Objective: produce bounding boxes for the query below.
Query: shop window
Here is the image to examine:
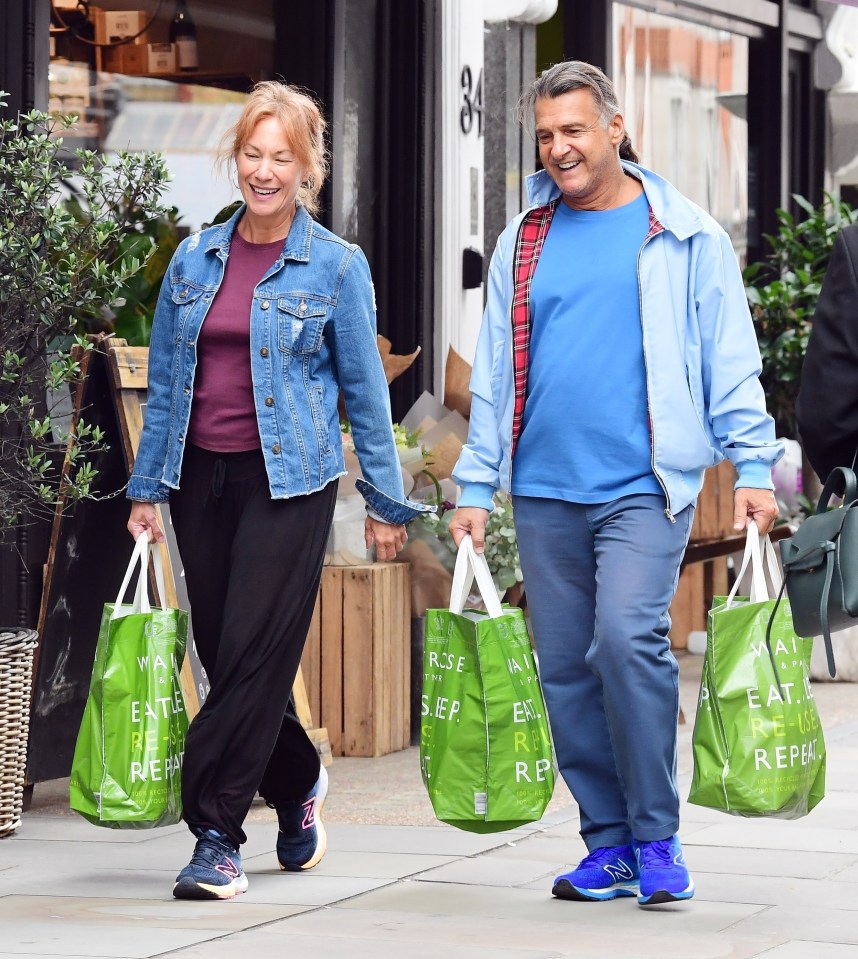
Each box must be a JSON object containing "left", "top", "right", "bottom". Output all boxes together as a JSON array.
[
  {"left": 48, "top": 1, "right": 272, "bottom": 232},
  {"left": 612, "top": 3, "right": 749, "bottom": 260}
]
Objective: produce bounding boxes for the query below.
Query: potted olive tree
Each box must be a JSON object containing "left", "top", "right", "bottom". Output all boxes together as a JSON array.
[{"left": 0, "top": 93, "right": 168, "bottom": 835}]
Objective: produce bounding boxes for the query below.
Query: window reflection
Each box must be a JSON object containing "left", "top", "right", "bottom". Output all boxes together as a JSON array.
[
  {"left": 48, "top": 67, "right": 245, "bottom": 233},
  {"left": 613, "top": 4, "right": 749, "bottom": 261}
]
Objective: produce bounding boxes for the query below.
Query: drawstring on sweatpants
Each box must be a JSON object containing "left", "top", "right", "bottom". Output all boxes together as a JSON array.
[{"left": 204, "top": 458, "right": 227, "bottom": 509}]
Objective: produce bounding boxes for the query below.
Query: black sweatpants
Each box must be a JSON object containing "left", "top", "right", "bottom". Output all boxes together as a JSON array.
[{"left": 169, "top": 443, "right": 337, "bottom": 849}]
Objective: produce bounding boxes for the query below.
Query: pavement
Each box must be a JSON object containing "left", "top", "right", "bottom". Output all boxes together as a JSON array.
[{"left": 3, "top": 650, "right": 858, "bottom": 959}]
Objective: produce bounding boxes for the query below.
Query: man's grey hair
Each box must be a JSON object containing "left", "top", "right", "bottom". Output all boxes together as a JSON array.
[{"left": 516, "top": 60, "right": 622, "bottom": 136}]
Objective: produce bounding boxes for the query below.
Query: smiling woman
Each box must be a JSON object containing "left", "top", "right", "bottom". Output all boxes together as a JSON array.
[{"left": 125, "top": 80, "right": 430, "bottom": 902}]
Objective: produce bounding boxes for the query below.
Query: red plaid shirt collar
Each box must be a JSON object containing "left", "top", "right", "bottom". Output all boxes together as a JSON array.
[{"left": 509, "top": 201, "right": 664, "bottom": 455}]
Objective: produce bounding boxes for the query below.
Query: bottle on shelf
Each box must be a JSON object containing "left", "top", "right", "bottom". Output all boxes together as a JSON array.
[{"left": 169, "top": 0, "right": 198, "bottom": 72}]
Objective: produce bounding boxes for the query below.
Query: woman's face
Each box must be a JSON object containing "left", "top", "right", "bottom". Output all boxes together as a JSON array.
[{"left": 235, "top": 116, "right": 307, "bottom": 227}]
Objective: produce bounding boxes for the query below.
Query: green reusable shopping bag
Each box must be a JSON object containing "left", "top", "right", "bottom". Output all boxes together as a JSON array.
[
  {"left": 70, "top": 534, "right": 189, "bottom": 829},
  {"left": 689, "top": 525, "right": 825, "bottom": 819},
  {"left": 420, "top": 536, "right": 555, "bottom": 833}
]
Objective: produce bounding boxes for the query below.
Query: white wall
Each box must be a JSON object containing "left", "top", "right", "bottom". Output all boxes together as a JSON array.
[{"left": 434, "top": 0, "right": 556, "bottom": 388}]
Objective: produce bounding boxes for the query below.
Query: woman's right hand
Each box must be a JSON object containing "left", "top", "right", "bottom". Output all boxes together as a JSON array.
[
  {"left": 128, "top": 501, "right": 166, "bottom": 543},
  {"left": 447, "top": 507, "right": 490, "bottom": 552}
]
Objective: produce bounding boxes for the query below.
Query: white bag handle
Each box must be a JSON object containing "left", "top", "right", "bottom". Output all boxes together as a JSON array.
[
  {"left": 112, "top": 533, "right": 168, "bottom": 618},
  {"left": 449, "top": 535, "right": 504, "bottom": 619},
  {"left": 726, "top": 523, "right": 783, "bottom": 607}
]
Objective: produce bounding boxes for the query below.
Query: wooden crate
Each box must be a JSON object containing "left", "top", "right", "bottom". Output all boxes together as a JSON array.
[
  {"left": 301, "top": 563, "right": 411, "bottom": 757},
  {"left": 690, "top": 460, "right": 737, "bottom": 541},
  {"left": 669, "top": 557, "right": 729, "bottom": 649}
]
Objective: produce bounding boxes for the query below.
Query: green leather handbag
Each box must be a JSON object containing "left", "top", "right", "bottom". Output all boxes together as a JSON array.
[{"left": 776, "top": 466, "right": 858, "bottom": 678}]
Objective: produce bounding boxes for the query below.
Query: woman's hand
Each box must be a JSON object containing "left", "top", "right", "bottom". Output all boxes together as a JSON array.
[
  {"left": 365, "top": 516, "right": 407, "bottom": 562},
  {"left": 128, "top": 501, "right": 166, "bottom": 543}
]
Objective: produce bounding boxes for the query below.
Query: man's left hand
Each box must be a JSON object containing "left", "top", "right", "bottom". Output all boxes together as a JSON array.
[{"left": 733, "top": 487, "right": 779, "bottom": 535}]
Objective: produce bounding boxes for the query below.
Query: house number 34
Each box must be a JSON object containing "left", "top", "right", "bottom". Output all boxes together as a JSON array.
[{"left": 460, "top": 65, "right": 484, "bottom": 136}]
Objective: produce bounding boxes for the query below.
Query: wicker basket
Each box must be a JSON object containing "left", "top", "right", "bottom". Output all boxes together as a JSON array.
[{"left": 0, "top": 628, "right": 38, "bottom": 838}]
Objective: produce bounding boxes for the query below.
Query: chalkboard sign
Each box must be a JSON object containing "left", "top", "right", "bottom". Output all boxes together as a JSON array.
[
  {"left": 28, "top": 339, "right": 137, "bottom": 785},
  {"left": 27, "top": 338, "right": 328, "bottom": 788}
]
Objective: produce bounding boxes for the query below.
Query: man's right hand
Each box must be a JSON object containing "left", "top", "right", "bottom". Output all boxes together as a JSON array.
[
  {"left": 447, "top": 506, "right": 491, "bottom": 552},
  {"left": 128, "top": 501, "right": 166, "bottom": 543}
]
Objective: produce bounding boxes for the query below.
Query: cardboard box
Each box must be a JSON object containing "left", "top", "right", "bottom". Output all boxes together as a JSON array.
[
  {"left": 103, "top": 42, "right": 176, "bottom": 76},
  {"left": 301, "top": 563, "right": 411, "bottom": 757},
  {"left": 49, "top": 61, "right": 91, "bottom": 105},
  {"left": 93, "top": 8, "right": 149, "bottom": 45},
  {"left": 49, "top": 96, "right": 88, "bottom": 117}
]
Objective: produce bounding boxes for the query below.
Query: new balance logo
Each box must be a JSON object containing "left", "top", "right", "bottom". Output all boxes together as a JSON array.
[
  {"left": 215, "top": 857, "right": 240, "bottom": 880},
  {"left": 604, "top": 860, "right": 635, "bottom": 881},
  {"left": 301, "top": 799, "right": 316, "bottom": 830}
]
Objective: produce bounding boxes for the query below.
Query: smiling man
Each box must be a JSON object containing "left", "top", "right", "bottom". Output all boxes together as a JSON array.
[{"left": 449, "top": 61, "right": 782, "bottom": 907}]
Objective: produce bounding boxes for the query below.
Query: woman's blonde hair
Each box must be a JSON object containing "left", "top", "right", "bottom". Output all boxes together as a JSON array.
[{"left": 218, "top": 81, "right": 329, "bottom": 217}]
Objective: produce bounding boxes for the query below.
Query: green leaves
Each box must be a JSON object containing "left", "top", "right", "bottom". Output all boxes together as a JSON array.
[
  {"left": 744, "top": 193, "right": 858, "bottom": 439},
  {"left": 0, "top": 93, "right": 170, "bottom": 526},
  {"left": 418, "top": 493, "right": 523, "bottom": 596}
]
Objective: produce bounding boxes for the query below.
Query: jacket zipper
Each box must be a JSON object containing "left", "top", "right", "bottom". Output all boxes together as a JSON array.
[{"left": 637, "top": 231, "right": 675, "bottom": 523}]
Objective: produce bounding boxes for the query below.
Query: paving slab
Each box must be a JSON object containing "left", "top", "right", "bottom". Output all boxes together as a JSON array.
[
  {"left": 692, "top": 871, "right": 858, "bottom": 910},
  {"left": 687, "top": 822, "right": 858, "bottom": 855},
  {"left": 0, "top": 893, "right": 310, "bottom": 929},
  {"left": 253, "top": 903, "right": 783, "bottom": 959},
  {"left": 244, "top": 847, "right": 458, "bottom": 880},
  {"left": 759, "top": 942, "right": 858, "bottom": 958},
  {"left": 729, "top": 903, "right": 858, "bottom": 945},
  {"left": 168, "top": 931, "right": 559, "bottom": 959},
  {"left": 321, "top": 822, "right": 533, "bottom": 856},
  {"left": 335, "top": 878, "right": 769, "bottom": 935},
  {"left": 414, "top": 854, "right": 558, "bottom": 887},
  {"left": 683, "top": 842, "right": 858, "bottom": 880},
  {"left": 0, "top": 919, "right": 228, "bottom": 958}
]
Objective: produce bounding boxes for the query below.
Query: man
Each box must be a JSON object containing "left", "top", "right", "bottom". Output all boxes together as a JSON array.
[
  {"left": 796, "top": 223, "right": 858, "bottom": 480},
  {"left": 449, "top": 61, "right": 781, "bottom": 907}
]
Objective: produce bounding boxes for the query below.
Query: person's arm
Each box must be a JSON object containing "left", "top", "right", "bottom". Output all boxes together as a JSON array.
[
  {"left": 327, "top": 246, "right": 423, "bottom": 533},
  {"left": 127, "top": 251, "right": 182, "bottom": 505},
  {"left": 797, "top": 226, "right": 858, "bottom": 480},
  {"left": 695, "top": 227, "right": 781, "bottom": 533}
]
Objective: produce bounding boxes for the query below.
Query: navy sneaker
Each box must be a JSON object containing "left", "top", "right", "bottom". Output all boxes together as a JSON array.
[
  {"left": 552, "top": 844, "right": 639, "bottom": 901},
  {"left": 173, "top": 829, "right": 248, "bottom": 900},
  {"left": 276, "top": 765, "right": 328, "bottom": 871},
  {"left": 634, "top": 835, "right": 694, "bottom": 905}
]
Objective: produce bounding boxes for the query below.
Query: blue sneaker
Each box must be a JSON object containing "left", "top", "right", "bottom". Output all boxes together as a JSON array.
[
  {"left": 552, "top": 844, "right": 639, "bottom": 901},
  {"left": 634, "top": 835, "right": 694, "bottom": 905},
  {"left": 276, "top": 765, "right": 328, "bottom": 871},
  {"left": 173, "top": 829, "right": 248, "bottom": 900}
]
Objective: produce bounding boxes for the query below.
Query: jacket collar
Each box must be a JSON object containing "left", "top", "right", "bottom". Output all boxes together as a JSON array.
[
  {"left": 525, "top": 161, "right": 703, "bottom": 241},
  {"left": 205, "top": 203, "right": 313, "bottom": 262}
]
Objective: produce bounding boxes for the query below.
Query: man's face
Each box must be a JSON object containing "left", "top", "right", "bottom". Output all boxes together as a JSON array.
[{"left": 534, "top": 89, "right": 625, "bottom": 209}]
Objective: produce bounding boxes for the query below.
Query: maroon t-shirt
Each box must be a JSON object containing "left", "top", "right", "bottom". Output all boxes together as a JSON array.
[{"left": 187, "top": 232, "right": 281, "bottom": 452}]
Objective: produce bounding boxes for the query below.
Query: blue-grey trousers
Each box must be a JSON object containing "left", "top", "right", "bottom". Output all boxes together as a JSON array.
[{"left": 513, "top": 494, "right": 694, "bottom": 849}]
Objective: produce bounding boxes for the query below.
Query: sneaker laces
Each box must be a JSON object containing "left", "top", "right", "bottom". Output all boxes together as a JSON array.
[
  {"left": 579, "top": 845, "right": 625, "bottom": 869},
  {"left": 637, "top": 839, "right": 675, "bottom": 869},
  {"left": 189, "top": 831, "right": 233, "bottom": 869}
]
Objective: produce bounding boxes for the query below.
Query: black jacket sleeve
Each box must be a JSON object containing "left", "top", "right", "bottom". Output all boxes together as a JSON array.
[{"left": 796, "top": 225, "right": 858, "bottom": 481}]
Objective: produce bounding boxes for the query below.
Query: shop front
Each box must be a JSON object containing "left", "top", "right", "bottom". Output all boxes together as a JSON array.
[{"left": 539, "top": 0, "right": 826, "bottom": 267}]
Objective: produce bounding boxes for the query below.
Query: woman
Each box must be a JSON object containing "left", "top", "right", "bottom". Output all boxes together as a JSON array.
[{"left": 127, "top": 81, "right": 427, "bottom": 900}]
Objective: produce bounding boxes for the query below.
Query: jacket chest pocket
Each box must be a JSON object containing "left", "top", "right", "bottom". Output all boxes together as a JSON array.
[
  {"left": 277, "top": 298, "right": 327, "bottom": 355},
  {"left": 171, "top": 283, "right": 208, "bottom": 328}
]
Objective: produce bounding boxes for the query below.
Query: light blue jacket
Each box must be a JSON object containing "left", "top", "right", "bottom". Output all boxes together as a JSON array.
[
  {"left": 128, "top": 204, "right": 429, "bottom": 526},
  {"left": 453, "top": 162, "right": 783, "bottom": 519}
]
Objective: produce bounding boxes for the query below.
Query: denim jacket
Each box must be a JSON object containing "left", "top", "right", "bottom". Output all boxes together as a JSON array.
[{"left": 128, "top": 204, "right": 430, "bottom": 526}]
